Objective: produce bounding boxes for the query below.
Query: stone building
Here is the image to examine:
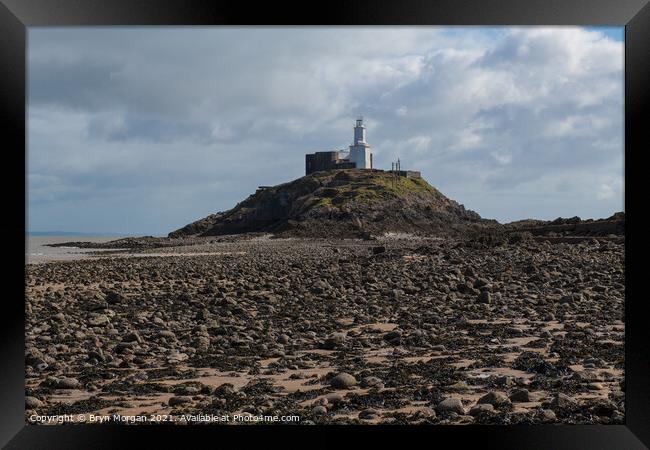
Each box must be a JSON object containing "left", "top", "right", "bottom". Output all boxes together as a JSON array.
[{"left": 305, "top": 151, "right": 356, "bottom": 175}]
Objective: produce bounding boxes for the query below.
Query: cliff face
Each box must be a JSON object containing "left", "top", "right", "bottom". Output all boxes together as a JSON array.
[
  {"left": 170, "top": 169, "right": 492, "bottom": 239},
  {"left": 168, "top": 213, "right": 224, "bottom": 238}
]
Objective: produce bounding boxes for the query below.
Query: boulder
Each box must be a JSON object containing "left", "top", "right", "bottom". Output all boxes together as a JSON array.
[{"left": 330, "top": 372, "right": 357, "bottom": 389}]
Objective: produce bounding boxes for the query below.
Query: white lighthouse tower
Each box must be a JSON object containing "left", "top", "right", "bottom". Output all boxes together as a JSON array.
[{"left": 348, "top": 117, "right": 372, "bottom": 170}]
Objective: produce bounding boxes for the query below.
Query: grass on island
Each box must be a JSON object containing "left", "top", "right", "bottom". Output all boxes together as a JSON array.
[{"left": 311, "top": 170, "right": 437, "bottom": 208}]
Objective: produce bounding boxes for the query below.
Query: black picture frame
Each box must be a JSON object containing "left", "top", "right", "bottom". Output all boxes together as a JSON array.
[{"left": 1, "top": 0, "right": 647, "bottom": 448}]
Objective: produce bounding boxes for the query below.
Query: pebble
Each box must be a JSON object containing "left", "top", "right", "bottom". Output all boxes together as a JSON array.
[
  {"left": 541, "top": 409, "right": 557, "bottom": 422},
  {"left": 361, "top": 376, "right": 384, "bottom": 389},
  {"left": 330, "top": 372, "right": 357, "bottom": 389},
  {"left": 359, "top": 409, "right": 380, "bottom": 420},
  {"left": 105, "top": 291, "right": 123, "bottom": 305},
  {"left": 159, "top": 330, "right": 176, "bottom": 339},
  {"left": 25, "top": 396, "right": 43, "bottom": 408},
  {"left": 416, "top": 407, "right": 436, "bottom": 419},
  {"left": 436, "top": 398, "right": 465, "bottom": 415},
  {"left": 122, "top": 332, "right": 142, "bottom": 343},
  {"left": 509, "top": 388, "right": 530, "bottom": 403},
  {"left": 168, "top": 396, "right": 193, "bottom": 406},
  {"left": 477, "top": 291, "right": 491, "bottom": 304},
  {"left": 88, "top": 314, "right": 109, "bottom": 326},
  {"left": 56, "top": 377, "right": 80, "bottom": 389},
  {"left": 469, "top": 403, "right": 494, "bottom": 416},
  {"left": 323, "top": 332, "right": 347, "bottom": 350},
  {"left": 477, "top": 391, "right": 511, "bottom": 407},
  {"left": 324, "top": 393, "right": 344, "bottom": 404},
  {"left": 383, "top": 330, "right": 402, "bottom": 345},
  {"left": 550, "top": 393, "right": 578, "bottom": 410}
]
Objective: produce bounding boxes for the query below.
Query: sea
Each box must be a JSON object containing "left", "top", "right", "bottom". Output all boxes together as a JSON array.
[{"left": 26, "top": 235, "right": 124, "bottom": 264}]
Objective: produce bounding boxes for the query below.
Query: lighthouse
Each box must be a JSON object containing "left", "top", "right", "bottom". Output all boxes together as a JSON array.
[
  {"left": 348, "top": 117, "right": 372, "bottom": 170},
  {"left": 305, "top": 117, "right": 375, "bottom": 174},
  {"left": 305, "top": 116, "right": 419, "bottom": 177}
]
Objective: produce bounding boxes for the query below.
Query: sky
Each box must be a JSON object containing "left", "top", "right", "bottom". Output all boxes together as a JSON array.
[{"left": 27, "top": 26, "right": 624, "bottom": 235}]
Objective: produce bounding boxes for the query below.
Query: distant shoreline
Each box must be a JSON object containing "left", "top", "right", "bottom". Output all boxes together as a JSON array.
[
  {"left": 28, "top": 231, "right": 134, "bottom": 237},
  {"left": 26, "top": 235, "right": 129, "bottom": 264}
]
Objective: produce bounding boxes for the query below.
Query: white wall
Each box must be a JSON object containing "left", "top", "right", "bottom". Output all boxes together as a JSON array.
[{"left": 349, "top": 144, "right": 372, "bottom": 169}]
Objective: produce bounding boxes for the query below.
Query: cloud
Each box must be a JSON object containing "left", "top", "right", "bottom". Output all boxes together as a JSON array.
[{"left": 28, "top": 26, "right": 624, "bottom": 233}]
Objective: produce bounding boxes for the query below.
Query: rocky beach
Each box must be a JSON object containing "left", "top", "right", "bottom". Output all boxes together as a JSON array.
[{"left": 25, "top": 233, "right": 625, "bottom": 425}]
